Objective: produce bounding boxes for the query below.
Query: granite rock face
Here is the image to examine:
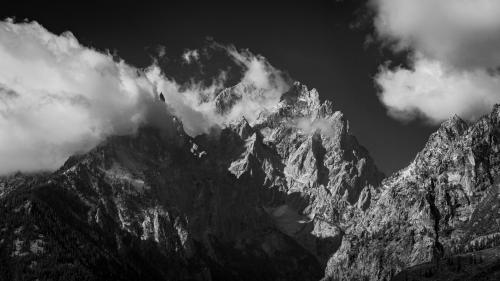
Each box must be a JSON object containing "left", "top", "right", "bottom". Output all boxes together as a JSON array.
[
  {"left": 1, "top": 82, "right": 500, "bottom": 280},
  {"left": 324, "top": 106, "right": 500, "bottom": 281}
]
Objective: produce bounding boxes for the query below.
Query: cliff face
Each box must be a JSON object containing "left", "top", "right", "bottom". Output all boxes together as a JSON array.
[
  {"left": 1, "top": 82, "right": 500, "bottom": 281},
  {"left": 325, "top": 106, "right": 500, "bottom": 281}
]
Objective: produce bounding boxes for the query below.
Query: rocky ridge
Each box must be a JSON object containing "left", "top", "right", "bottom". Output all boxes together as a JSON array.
[{"left": 324, "top": 106, "right": 500, "bottom": 280}]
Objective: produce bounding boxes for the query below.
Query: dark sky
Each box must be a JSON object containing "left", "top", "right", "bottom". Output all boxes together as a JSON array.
[{"left": 2, "top": 0, "right": 437, "bottom": 174}]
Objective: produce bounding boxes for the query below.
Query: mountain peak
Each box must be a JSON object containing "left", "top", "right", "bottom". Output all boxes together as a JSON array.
[
  {"left": 281, "top": 82, "right": 319, "bottom": 106},
  {"left": 441, "top": 113, "right": 467, "bottom": 130},
  {"left": 229, "top": 116, "right": 254, "bottom": 139},
  {"left": 437, "top": 113, "right": 469, "bottom": 140},
  {"left": 490, "top": 103, "right": 500, "bottom": 124}
]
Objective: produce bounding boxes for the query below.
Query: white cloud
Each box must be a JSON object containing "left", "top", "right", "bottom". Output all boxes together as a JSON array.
[
  {"left": 224, "top": 46, "right": 290, "bottom": 123},
  {"left": 0, "top": 19, "right": 160, "bottom": 175},
  {"left": 182, "top": 49, "right": 199, "bottom": 64},
  {"left": 376, "top": 55, "right": 500, "bottom": 123},
  {"left": 0, "top": 20, "right": 290, "bottom": 174},
  {"left": 157, "top": 45, "right": 166, "bottom": 58},
  {"left": 145, "top": 66, "right": 224, "bottom": 136},
  {"left": 371, "top": 0, "right": 500, "bottom": 123},
  {"left": 372, "top": 0, "right": 500, "bottom": 69}
]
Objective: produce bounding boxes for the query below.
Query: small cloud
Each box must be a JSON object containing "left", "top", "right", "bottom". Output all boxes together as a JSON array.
[
  {"left": 182, "top": 49, "right": 200, "bottom": 64},
  {"left": 157, "top": 45, "right": 166, "bottom": 58}
]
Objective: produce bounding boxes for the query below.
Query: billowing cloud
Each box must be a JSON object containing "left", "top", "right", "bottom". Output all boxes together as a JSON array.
[
  {"left": 146, "top": 45, "right": 290, "bottom": 136},
  {"left": 222, "top": 46, "right": 290, "bottom": 124},
  {"left": 376, "top": 55, "right": 500, "bottom": 123},
  {"left": 371, "top": 0, "right": 500, "bottom": 123},
  {"left": 0, "top": 19, "right": 160, "bottom": 175},
  {"left": 0, "top": 19, "right": 290, "bottom": 175}
]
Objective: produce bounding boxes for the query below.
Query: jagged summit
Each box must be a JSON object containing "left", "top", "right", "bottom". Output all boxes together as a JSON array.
[
  {"left": 228, "top": 116, "right": 254, "bottom": 139},
  {"left": 280, "top": 82, "right": 321, "bottom": 108},
  {"left": 274, "top": 82, "right": 326, "bottom": 120},
  {"left": 325, "top": 103, "right": 500, "bottom": 281},
  {"left": 438, "top": 114, "right": 469, "bottom": 139}
]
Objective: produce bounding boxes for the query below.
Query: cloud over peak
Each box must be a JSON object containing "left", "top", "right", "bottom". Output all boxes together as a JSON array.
[
  {"left": 0, "top": 20, "right": 289, "bottom": 175},
  {"left": 0, "top": 19, "right": 158, "bottom": 174},
  {"left": 146, "top": 43, "right": 289, "bottom": 136}
]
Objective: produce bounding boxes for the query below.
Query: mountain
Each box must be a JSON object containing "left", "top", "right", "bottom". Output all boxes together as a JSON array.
[
  {"left": 1, "top": 82, "right": 499, "bottom": 281},
  {"left": 324, "top": 106, "right": 500, "bottom": 281}
]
